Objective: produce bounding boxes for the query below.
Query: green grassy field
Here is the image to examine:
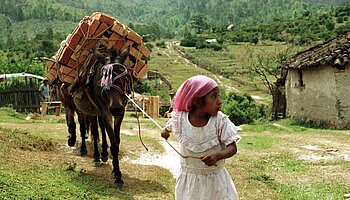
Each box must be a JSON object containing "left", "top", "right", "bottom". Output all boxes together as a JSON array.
[
  {"left": 0, "top": 107, "right": 349, "bottom": 199},
  {"left": 1, "top": 40, "right": 349, "bottom": 199}
]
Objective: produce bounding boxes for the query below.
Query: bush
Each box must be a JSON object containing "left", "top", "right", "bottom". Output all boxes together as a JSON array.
[
  {"left": 156, "top": 40, "right": 166, "bottom": 48},
  {"left": 145, "top": 43, "right": 154, "bottom": 52},
  {"left": 196, "top": 40, "right": 223, "bottom": 51},
  {"left": 134, "top": 81, "right": 152, "bottom": 94},
  {"left": 180, "top": 37, "right": 197, "bottom": 47},
  {"left": 221, "top": 92, "right": 266, "bottom": 125}
]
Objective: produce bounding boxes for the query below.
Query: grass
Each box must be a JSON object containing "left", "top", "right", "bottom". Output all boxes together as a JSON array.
[
  {"left": 0, "top": 108, "right": 349, "bottom": 199},
  {"left": 234, "top": 120, "right": 350, "bottom": 200},
  {"left": 1, "top": 40, "right": 350, "bottom": 199},
  {"left": 0, "top": 108, "right": 175, "bottom": 199},
  {"left": 0, "top": 107, "right": 28, "bottom": 122},
  {"left": 277, "top": 183, "right": 347, "bottom": 200},
  {"left": 169, "top": 42, "right": 308, "bottom": 106},
  {"left": 148, "top": 43, "right": 218, "bottom": 91}
]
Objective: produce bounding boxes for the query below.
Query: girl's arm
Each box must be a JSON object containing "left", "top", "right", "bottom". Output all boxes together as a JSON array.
[{"left": 201, "top": 142, "right": 237, "bottom": 166}]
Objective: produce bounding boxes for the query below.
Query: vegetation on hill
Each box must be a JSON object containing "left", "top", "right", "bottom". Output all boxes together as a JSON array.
[
  {"left": 0, "top": 0, "right": 349, "bottom": 122},
  {"left": 1, "top": 0, "right": 349, "bottom": 46}
]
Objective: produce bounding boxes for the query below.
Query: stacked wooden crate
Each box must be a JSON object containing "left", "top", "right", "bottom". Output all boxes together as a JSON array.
[
  {"left": 45, "top": 12, "right": 150, "bottom": 84},
  {"left": 45, "top": 56, "right": 59, "bottom": 84}
]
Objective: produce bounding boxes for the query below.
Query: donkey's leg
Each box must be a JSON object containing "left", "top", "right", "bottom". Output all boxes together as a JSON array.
[
  {"left": 112, "top": 114, "right": 125, "bottom": 189},
  {"left": 66, "top": 108, "right": 77, "bottom": 147},
  {"left": 60, "top": 86, "right": 77, "bottom": 147},
  {"left": 85, "top": 115, "right": 90, "bottom": 139},
  {"left": 89, "top": 116, "right": 102, "bottom": 166},
  {"left": 98, "top": 116, "right": 109, "bottom": 162},
  {"left": 77, "top": 112, "right": 88, "bottom": 156},
  {"left": 101, "top": 113, "right": 123, "bottom": 189}
]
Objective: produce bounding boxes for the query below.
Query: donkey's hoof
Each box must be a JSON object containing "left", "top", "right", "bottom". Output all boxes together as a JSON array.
[
  {"left": 94, "top": 160, "right": 102, "bottom": 167},
  {"left": 114, "top": 178, "right": 124, "bottom": 189},
  {"left": 67, "top": 135, "right": 76, "bottom": 147},
  {"left": 101, "top": 156, "right": 108, "bottom": 162},
  {"left": 80, "top": 149, "right": 87, "bottom": 157},
  {"left": 115, "top": 182, "right": 124, "bottom": 189}
]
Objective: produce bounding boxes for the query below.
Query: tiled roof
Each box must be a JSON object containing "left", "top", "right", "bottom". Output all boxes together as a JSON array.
[{"left": 280, "top": 31, "right": 350, "bottom": 69}]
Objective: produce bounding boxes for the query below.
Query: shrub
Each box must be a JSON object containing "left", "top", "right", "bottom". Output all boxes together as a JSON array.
[
  {"left": 145, "top": 43, "right": 154, "bottom": 52},
  {"left": 221, "top": 92, "right": 266, "bottom": 125},
  {"left": 134, "top": 81, "right": 152, "bottom": 94},
  {"left": 180, "top": 37, "right": 197, "bottom": 47},
  {"left": 195, "top": 40, "right": 223, "bottom": 51},
  {"left": 156, "top": 40, "right": 166, "bottom": 48}
]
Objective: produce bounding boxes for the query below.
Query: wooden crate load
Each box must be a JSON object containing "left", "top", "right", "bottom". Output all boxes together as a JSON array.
[
  {"left": 47, "top": 12, "right": 151, "bottom": 85},
  {"left": 45, "top": 56, "right": 59, "bottom": 84},
  {"left": 142, "top": 95, "right": 159, "bottom": 118}
]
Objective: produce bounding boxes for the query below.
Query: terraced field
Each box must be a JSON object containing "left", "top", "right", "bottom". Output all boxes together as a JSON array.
[{"left": 149, "top": 41, "right": 306, "bottom": 105}]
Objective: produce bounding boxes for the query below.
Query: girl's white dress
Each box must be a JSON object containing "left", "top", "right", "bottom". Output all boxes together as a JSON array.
[{"left": 166, "top": 111, "right": 241, "bottom": 200}]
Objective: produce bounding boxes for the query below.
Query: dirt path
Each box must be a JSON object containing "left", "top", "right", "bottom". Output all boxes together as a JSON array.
[{"left": 126, "top": 139, "right": 180, "bottom": 178}]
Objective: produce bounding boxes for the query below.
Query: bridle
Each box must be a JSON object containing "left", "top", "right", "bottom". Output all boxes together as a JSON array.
[{"left": 98, "top": 62, "right": 132, "bottom": 96}]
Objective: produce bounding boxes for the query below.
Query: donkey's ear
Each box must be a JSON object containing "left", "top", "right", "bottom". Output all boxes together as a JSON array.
[
  {"left": 109, "top": 46, "right": 118, "bottom": 60},
  {"left": 118, "top": 46, "right": 130, "bottom": 64},
  {"left": 93, "top": 41, "right": 107, "bottom": 65}
]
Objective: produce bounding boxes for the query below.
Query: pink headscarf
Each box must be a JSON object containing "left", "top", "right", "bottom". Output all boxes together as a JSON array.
[{"left": 173, "top": 75, "right": 218, "bottom": 112}]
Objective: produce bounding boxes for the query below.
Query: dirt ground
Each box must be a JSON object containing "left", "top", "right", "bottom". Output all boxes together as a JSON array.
[
  {"left": 2, "top": 118, "right": 350, "bottom": 179},
  {"left": 0, "top": 117, "right": 181, "bottom": 177},
  {"left": 1, "top": 113, "right": 350, "bottom": 199}
]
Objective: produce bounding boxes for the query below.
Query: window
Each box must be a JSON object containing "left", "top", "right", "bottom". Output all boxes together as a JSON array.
[{"left": 296, "top": 69, "right": 305, "bottom": 88}]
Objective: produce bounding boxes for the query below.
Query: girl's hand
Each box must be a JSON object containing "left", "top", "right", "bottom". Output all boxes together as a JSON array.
[
  {"left": 201, "top": 153, "right": 221, "bottom": 166},
  {"left": 201, "top": 143, "right": 237, "bottom": 166},
  {"left": 161, "top": 128, "right": 170, "bottom": 139}
]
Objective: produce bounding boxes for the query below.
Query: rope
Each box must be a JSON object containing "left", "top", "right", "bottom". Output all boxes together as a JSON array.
[
  {"left": 125, "top": 94, "right": 201, "bottom": 159},
  {"left": 98, "top": 63, "right": 128, "bottom": 94},
  {"left": 136, "top": 111, "right": 148, "bottom": 151},
  {"left": 58, "top": 21, "right": 112, "bottom": 84},
  {"left": 84, "top": 88, "right": 101, "bottom": 114}
]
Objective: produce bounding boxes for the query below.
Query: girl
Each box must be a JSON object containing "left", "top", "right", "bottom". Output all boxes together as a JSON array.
[{"left": 161, "top": 75, "right": 241, "bottom": 200}]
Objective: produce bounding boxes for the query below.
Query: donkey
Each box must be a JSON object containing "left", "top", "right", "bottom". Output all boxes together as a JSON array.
[
  {"left": 50, "top": 79, "right": 109, "bottom": 165},
  {"left": 72, "top": 44, "right": 133, "bottom": 188}
]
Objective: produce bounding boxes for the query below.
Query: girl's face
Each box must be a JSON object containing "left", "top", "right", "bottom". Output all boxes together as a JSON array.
[{"left": 202, "top": 87, "right": 221, "bottom": 116}]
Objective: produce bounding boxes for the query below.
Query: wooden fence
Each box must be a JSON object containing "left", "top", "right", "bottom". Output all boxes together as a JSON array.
[{"left": 0, "top": 75, "right": 43, "bottom": 113}]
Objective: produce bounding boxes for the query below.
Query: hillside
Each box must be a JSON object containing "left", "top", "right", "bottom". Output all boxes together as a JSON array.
[
  {"left": 0, "top": 0, "right": 347, "bottom": 39},
  {"left": 0, "top": 0, "right": 349, "bottom": 104},
  {"left": 310, "top": 0, "right": 349, "bottom": 5},
  {"left": 0, "top": 0, "right": 348, "bottom": 50},
  {"left": 1, "top": 0, "right": 348, "bottom": 52}
]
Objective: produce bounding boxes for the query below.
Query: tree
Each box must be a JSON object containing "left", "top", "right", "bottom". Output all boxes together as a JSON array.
[
  {"left": 245, "top": 45, "right": 299, "bottom": 120},
  {"left": 16, "top": 7, "right": 25, "bottom": 21},
  {"left": 189, "top": 14, "right": 208, "bottom": 34},
  {"left": 325, "top": 20, "right": 335, "bottom": 31}
]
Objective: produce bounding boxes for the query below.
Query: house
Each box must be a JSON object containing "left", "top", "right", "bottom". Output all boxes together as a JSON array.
[
  {"left": 205, "top": 39, "right": 218, "bottom": 43},
  {"left": 280, "top": 31, "right": 350, "bottom": 129}
]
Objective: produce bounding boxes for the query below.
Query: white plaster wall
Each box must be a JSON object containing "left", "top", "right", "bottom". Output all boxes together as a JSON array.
[
  {"left": 334, "top": 67, "right": 350, "bottom": 126},
  {"left": 286, "top": 64, "right": 350, "bottom": 129}
]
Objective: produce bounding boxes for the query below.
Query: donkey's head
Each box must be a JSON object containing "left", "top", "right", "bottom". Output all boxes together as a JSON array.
[{"left": 93, "top": 45, "right": 132, "bottom": 116}]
